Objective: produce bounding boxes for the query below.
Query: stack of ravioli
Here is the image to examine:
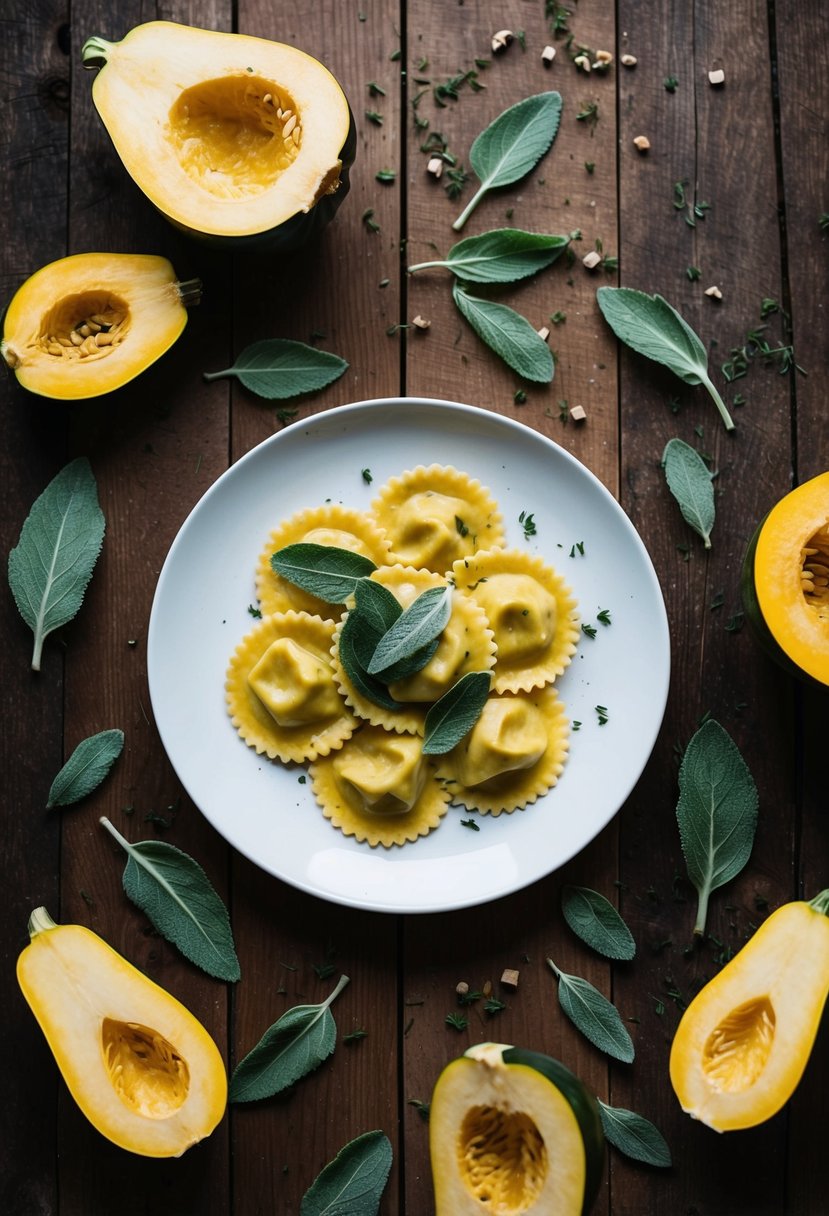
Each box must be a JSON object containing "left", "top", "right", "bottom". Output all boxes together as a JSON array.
[{"left": 225, "top": 466, "right": 580, "bottom": 847}]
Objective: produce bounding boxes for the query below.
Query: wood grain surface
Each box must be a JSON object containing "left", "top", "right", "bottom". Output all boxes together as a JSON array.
[{"left": 1, "top": 1, "right": 827, "bottom": 1213}]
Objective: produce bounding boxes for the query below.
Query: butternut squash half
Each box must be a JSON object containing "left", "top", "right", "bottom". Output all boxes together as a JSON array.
[
  {"left": 81, "top": 22, "right": 356, "bottom": 251},
  {"left": 17, "top": 907, "right": 227, "bottom": 1157},
  {"left": 669, "top": 890, "right": 829, "bottom": 1131},
  {"left": 741, "top": 471, "right": 829, "bottom": 686},
  {"left": 429, "top": 1043, "right": 604, "bottom": 1214},
  {"left": 1, "top": 253, "right": 199, "bottom": 400}
]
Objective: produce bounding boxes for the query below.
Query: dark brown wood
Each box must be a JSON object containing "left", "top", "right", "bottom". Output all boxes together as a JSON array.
[{"left": 2, "top": 0, "right": 828, "bottom": 1213}]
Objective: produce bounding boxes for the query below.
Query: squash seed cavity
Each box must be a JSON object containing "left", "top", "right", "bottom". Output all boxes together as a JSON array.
[
  {"left": 458, "top": 1104, "right": 547, "bottom": 1209},
  {"left": 168, "top": 76, "right": 302, "bottom": 198},
  {"left": 102, "top": 1017, "right": 190, "bottom": 1119},
  {"left": 701, "top": 997, "right": 776, "bottom": 1093},
  {"left": 39, "top": 291, "right": 129, "bottom": 362},
  {"left": 801, "top": 521, "right": 829, "bottom": 622}
]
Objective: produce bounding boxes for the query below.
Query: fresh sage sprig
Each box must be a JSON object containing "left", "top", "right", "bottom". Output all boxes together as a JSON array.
[
  {"left": 408, "top": 228, "right": 570, "bottom": 283},
  {"left": 662, "top": 438, "right": 716, "bottom": 549},
  {"left": 8, "top": 457, "right": 106, "bottom": 671},
  {"left": 47, "top": 728, "right": 124, "bottom": 808},
  {"left": 100, "top": 816, "right": 240, "bottom": 981},
  {"left": 453, "top": 283, "right": 554, "bottom": 382},
  {"left": 547, "top": 958, "right": 635, "bottom": 1062},
  {"left": 676, "top": 719, "right": 759, "bottom": 936},
  {"left": 598, "top": 1100, "right": 672, "bottom": 1167},
  {"left": 272, "top": 544, "right": 378, "bottom": 603},
  {"left": 596, "top": 286, "right": 734, "bottom": 431},
  {"left": 230, "top": 974, "right": 350, "bottom": 1103},
  {"left": 204, "top": 338, "right": 348, "bottom": 400},
  {"left": 423, "top": 671, "right": 492, "bottom": 755},
  {"left": 561, "top": 886, "right": 636, "bottom": 961},
  {"left": 301, "top": 1129, "right": 393, "bottom": 1216},
  {"left": 453, "top": 92, "right": 563, "bottom": 231}
]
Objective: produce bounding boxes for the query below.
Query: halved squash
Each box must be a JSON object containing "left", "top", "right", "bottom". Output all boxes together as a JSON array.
[
  {"left": 17, "top": 907, "right": 227, "bottom": 1157},
  {"left": 429, "top": 1042, "right": 604, "bottom": 1214},
  {"left": 81, "top": 22, "right": 356, "bottom": 251},
  {"left": 669, "top": 890, "right": 829, "bottom": 1131},
  {"left": 1, "top": 253, "right": 199, "bottom": 400},
  {"left": 741, "top": 471, "right": 829, "bottom": 686}
]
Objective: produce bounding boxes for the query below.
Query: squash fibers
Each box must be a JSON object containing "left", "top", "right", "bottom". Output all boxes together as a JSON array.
[
  {"left": 670, "top": 890, "right": 829, "bottom": 1130},
  {"left": 82, "top": 22, "right": 356, "bottom": 251},
  {"left": 17, "top": 908, "right": 227, "bottom": 1156}
]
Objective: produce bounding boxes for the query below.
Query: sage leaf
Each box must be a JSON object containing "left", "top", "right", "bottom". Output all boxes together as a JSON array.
[
  {"left": 561, "top": 886, "right": 636, "bottom": 961},
  {"left": 453, "top": 283, "right": 554, "bottom": 382},
  {"left": 453, "top": 92, "right": 563, "bottom": 231},
  {"left": 353, "top": 578, "right": 401, "bottom": 635},
  {"left": 596, "top": 286, "right": 734, "bottom": 431},
  {"left": 547, "top": 958, "right": 635, "bottom": 1062},
  {"left": 676, "top": 719, "right": 759, "bottom": 936},
  {"left": 598, "top": 1100, "right": 672, "bottom": 1168},
  {"left": 300, "top": 1129, "right": 393, "bottom": 1216},
  {"left": 100, "top": 817, "right": 240, "bottom": 981},
  {"left": 272, "top": 543, "right": 377, "bottom": 603},
  {"left": 203, "top": 339, "right": 348, "bottom": 400},
  {"left": 409, "top": 228, "right": 570, "bottom": 283},
  {"left": 338, "top": 611, "right": 402, "bottom": 711},
  {"left": 47, "top": 728, "right": 124, "bottom": 808},
  {"left": 230, "top": 974, "right": 349, "bottom": 1103},
  {"left": 8, "top": 457, "right": 105, "bottom": 671},
  {"left": 423, "top": 671, "right": 492, "bottom": 755},
  {"left": 662, "top": 438, "right": 715, "bottom": 549},
  {"left": 368, "top": 586, "right": 452, "bottom": 674}
]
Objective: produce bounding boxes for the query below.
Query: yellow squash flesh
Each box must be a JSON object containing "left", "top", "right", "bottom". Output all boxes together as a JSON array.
[
  {"left": 17, "top": 907, "right": 227, "bottom": 1157},
  {"left": 1, "top": 253, "right": 197, "bottom": 400},
  {"left": 82, "top": 22, "right": 355, "bottom": 249},
  {"left": 669, "top": 892, "right": 829, "bottom": 1131}
]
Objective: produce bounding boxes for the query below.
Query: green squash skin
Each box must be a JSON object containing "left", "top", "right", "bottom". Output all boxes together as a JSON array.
[{"left": 501, "top": 1046, "right": 605, "bottom": 1214}]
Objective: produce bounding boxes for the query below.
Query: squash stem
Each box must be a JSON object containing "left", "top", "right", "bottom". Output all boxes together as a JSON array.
[
  {"left": 28, "top": 906, "right": 58, "bottom": 939},
  {"left": 809, "top": 889, "right": 829, "bottom": 917},
  {"left": 176, "top": 279, "right": 203, "bottom": 308},
  {"left": 81, "top": 36, "right": 115, "bottom": 70}
]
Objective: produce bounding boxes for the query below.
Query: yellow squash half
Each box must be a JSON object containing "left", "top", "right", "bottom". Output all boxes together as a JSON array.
[
  {"left": 82, "top": 22, "right": 356, "bottom": 251},
  {"left": 669, "top": 890, "right": 829, "bottom": 1131},
  {"left": 741, "top": 471, "right": 829, "bottom": 686},
  {"left": 17, "top": 907, "right": 227, "bottom": 1157},
  {"left": 1, "top": 252, "right": 199, "bottom": 400}
]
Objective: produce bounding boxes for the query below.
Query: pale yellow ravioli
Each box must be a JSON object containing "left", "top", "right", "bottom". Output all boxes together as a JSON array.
[
  {"left": 370, "top": 465, "right": 505, "bottom": 574},
  {"left": 256, "top": 504, "right": 392, "bottom": 620},
  {"left": 226, "top": 611, "right": 356, "bottom": 763},
  {"left": 452, "top": 549, "right": 579, "bottom": 692},
  {"left": 309, "top": 725, "right": 451, "bottom": 846},
  {"left": 437, "top": 686, "right": 569, "bottom": 814}
]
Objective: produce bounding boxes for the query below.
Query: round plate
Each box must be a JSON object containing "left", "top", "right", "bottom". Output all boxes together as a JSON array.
[{"left": 148, "top": 398, "right": 670, "bottom": 913}]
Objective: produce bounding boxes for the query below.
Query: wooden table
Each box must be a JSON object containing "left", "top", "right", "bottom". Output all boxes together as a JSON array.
[{"left": 2, "top": 1, "right": 827, "bottom": 1212}]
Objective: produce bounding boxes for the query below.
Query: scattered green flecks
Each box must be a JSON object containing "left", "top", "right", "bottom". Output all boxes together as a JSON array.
[
  {"left": 445, "top": 1011, "right": 469, "bottom": 1030},
  {"left": 460, "top": 817, "right": 480, "bottom": 831},
  {"left": 365, "top": 109, "right": 383, "bottom": 125},
  {"left": 247, "top": 604, "right": 262, "bottom": 619},
  {"left": 596, "top": 704, "right": 609, "bottom": 725},
  {"left": 687, "top": 266, "right": 701, "bottom": 281},
  {"left": 376, "top": 168, "right": 396, "bottom": 184},
  {"left": 664, "top": 74, "right": 679, "bottom": 92},
  {"left": 361, "top": 468, "right": 373, "bottom": 484},
  {"left": 362, "top": 208, "right": 380, "bottom": 233},
  {"left": 519, "top": 510, "right": 537, "bottom": 539}
]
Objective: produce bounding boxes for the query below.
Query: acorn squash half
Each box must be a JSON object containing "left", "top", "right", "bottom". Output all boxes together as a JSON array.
[
  {"left": 17, "top": 907, "right": 227, "bottom": 1157},
  {"left": 741, "top": 471, "right": 829, "bottom": 686},
  {"left": 1, "top": 252, "right": 199, "bottom": 400},
  {"left": 81, "top": 22, "right": 356, "bottom": 252},
  {"left": 429, "top": 1042, "right": 604, "bottom": 1214}
]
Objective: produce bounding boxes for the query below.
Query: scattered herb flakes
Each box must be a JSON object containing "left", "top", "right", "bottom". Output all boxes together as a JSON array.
[
  {"left": 460, "top": 817, "right": 480, "bottom": 831},
  {"left": 445, "top": 1011, "right": 469, "bottom": 1031},
  {"left": 595, "top": 705, "right": 609, "bottom": 725},
  {"left": 342, "top": 1028, "right": 368, "bottom": 1044},
  {"left": 362, "top": 208, "right": 381, "bottom": 233},
  {"left": 550, "top": 310, "right": 567, "bottom": 325},
  {"left": 582, "top": 623, "right": 597, "bottom": 639},
  {"left": 375, "top": 168, "right": 396, "bottom": 183},
  {"left": 519, "top": 509, "right": 537, "bottom": 538},
  {"left": 365, "top": 109, "right": 383, "bottom": 125},
  {"left": 585, "top": 161, "right": 595, "bottom": 174},
  {"left": 687, "top": 265, "right": 701, "bottom": 281},
  {"left": 664, "top": 74, "right": 679, "bottom": 91},
  {"left": 597, "top": 608, "right": 611, "bottom": 625},
  {"left": 576, "top": 100, "right": 599, "bottom": 128},
  {"left": 408, "top": 1098, "right": 430, "bottom": 1121},
  {"left": 514, "top": 389, "right": 527, "bottom": 405},
  {"left": 361, "top": 467, "right": 373, "bottom": 484},
  {"left": 484, "top": 997, "right": 507, "bottom": 1014},
  {"left": 725, "top": 611, "right": 745, "bottom": 633},
  {"left": 367, "top": 81, "right": 386, "bottom": 97}
]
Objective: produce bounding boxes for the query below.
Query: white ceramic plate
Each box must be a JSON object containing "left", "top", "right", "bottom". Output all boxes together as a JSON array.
[{"left": 148, "top": 398, "right": 670, "bottom": 913}]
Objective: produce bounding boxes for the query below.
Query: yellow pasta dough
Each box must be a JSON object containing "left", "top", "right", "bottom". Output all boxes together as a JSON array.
[
  {"left": 370, "top": 464, "right": 505, "bottom": 574},
  {"left": 226, "top": 611, "right": 356, "bottom": 763}
]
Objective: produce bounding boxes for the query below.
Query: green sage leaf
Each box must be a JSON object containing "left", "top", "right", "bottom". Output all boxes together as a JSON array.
[
  {"left": 423, "top": 671, "right": 492, "bottom": 755},
  {"left": 547, "top": 958, "right": 635, "bottom": 1062},
  {"left": 596, "top": 286, "right": 734, "bottom": 431},
  {"left": 203, "top": 339, "right": 348, "bottom": 400},
  {"left": 662, "top": 437, "right": 715, "bottom": 549},
  {"left": 453, "top": 92, "right": 563, "bottom": 231},
  {"left": 676, "top": 719, "right": 759, "bottom": 936},
  {"left": 338, "top": 611, "right": 402, "bottom": 711},
  {"left": 453, "top": 283, "right": 554, "bottom": 382},
  {"left": 8, "top": 457, "right": 106, "bottom": 671},
  {"left": 47, "top": 728, "right": 124, "bottom": 808},
  {"left": 230, "top": 975, "right": 349, "bottom": 1103},
  {"left": 100, "top": 817, "right": 240, "bottom": 981},
  {"left": 561, "top": 886, "right": 636, "bottom": 961},
  {"left": 409, "top": 228, "right": 569, "bottom": 283},
  {"left": 300, "top": 1129, "right": 393, "bottom": 1215},
  {"left": 272, "top": 543, "right": 377, "bottom": 603},
  {"left": 598, "top": 1100, "right": 672, "bottom": 1167},
  {"left": 353, "top": 578, "right": 401, "bottom": 635},
  {"left": 368, "top": 586, "right": 452, "bottom": 674}
]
